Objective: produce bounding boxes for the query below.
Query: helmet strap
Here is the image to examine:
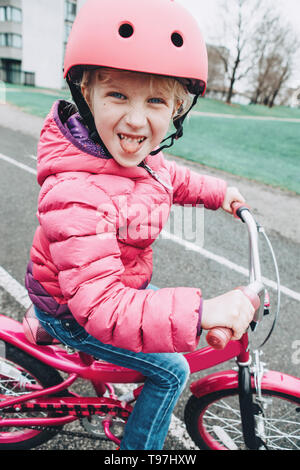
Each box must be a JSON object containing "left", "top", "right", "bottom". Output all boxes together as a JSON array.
[
  {"left": 66, "top": 75, "right": 113, "bottom": 157},
  {"left": 149, "top": 93, "right": 199, "bottom": 156}
]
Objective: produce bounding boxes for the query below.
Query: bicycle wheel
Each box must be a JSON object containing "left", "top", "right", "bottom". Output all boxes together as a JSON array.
[
  {"left": 184, "top": 387, "right": 300, "bottom": 450},
  {"left": 0, "top": 342, "right": 64, "bottom": 449}
]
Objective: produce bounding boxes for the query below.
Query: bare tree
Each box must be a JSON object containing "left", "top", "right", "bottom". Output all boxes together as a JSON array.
[
  {"left": 253, "top": 55, "right": 291, "bottom": 107},
  {"left": 249, "top": 14, "right": 280, "bottom": 104},
  {"left": 249, "top": 13, "right": 298, "bottom": 107},
  {"left": 211, "top": 0, "right": 261, "bottom": 104},
  {"left": 206, "top": 44, "right": 229, "bottom": 96},
  {"left": 209, "top": 0, "right": 299, "bottom": 106},
  {"left": 267, "top": 63, "right": 290, "bottom": 107}
]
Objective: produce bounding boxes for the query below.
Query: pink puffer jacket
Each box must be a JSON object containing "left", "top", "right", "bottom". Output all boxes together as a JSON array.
[{"left": 27, "top": 100, "right": 227, "bottom": 353}]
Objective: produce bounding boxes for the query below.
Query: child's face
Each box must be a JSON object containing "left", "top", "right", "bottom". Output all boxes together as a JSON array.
[{"left": 82, "top": 69, "right": 176, "bottom": 167}]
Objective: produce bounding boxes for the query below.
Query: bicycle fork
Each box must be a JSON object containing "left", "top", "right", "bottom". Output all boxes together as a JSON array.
[{"left": 238, "top": 351, "right": 269, "bottom": 450}]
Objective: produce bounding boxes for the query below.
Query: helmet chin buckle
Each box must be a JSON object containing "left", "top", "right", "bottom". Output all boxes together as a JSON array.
[{"left": 150, "top": 93, "right": 199, "bottom": 156}]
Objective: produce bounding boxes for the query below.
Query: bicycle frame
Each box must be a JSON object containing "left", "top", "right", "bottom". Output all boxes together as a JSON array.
[
  {"left": 1, "top": 314, "right": 299, "bottom": 443},
  {"left": 0, "top": 204, "right": 299, "bottom": 447},
  {"left": 0, "top": 312, "right": 249, "bottom": 384},
  {"left": 0, "top": 313, "right": 249, "bottom": 445}
]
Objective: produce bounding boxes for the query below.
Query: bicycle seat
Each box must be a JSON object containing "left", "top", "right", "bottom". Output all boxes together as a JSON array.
[{"left": 23, "top": 304, "right": 60, "bottom": 346}]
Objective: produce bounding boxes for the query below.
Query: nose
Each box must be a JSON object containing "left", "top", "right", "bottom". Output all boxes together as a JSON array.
[{"left": 124, "top": 103, "right": 147, "bottom": 129}]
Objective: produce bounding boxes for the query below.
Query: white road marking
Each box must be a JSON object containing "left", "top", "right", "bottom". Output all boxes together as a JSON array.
[
  {"left": 1, "top": 152, "right": 299, "bottom": 449},
  {"left": 0, "top": 152, "right": 37, "bottom": 175},
  {"left": 0, "top": 266, "right": 31, "bottom": 309},
  {"left": 160, "top": 230, "right": 300, "bottom": 302},
  {"left": 1, "top": 152, "right": 299, "bottom": 302},
  {"left": 191, "top": 110, "right": 300, "bottom": 123}
]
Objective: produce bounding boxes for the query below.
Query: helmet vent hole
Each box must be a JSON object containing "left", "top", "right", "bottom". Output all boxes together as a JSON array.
[
  {"left": 171, "top": 32, "right": 183, "bottom": 47},
  {"left": 119, "top": 23, "right": 134, "bottom": 38}
]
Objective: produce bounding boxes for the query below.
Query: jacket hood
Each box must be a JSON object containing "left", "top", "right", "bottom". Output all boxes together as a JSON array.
[{"left": 36, "top": 100, "right": 163, "bottom": 186}]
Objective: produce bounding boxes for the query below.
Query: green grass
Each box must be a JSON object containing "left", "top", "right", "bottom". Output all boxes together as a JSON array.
[
  {"left": 195, "top": 97, "right": 300, "bottom": 119},
  {"left": 168, "top": 113, "right": 300, "bottom": 194},
  {"left": 4, "top": 83, "right": 70, "bottom": 117},
  {"left": 3, "top": 84, "right": 300, "bottom": 194}
]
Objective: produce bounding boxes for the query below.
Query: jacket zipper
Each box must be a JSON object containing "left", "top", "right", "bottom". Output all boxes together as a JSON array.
[{"left": 140, "top": 161, "right": 173, "bottom": 191}]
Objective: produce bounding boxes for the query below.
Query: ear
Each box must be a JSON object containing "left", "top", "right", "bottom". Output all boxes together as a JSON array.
[{"left": 173, "top": 99, "right": 183, "bottom": 118}]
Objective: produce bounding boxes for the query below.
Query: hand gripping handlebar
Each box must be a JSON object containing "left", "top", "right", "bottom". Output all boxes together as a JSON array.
[{"left": 205, "top": 203, "right": 265, "bottom": 350}]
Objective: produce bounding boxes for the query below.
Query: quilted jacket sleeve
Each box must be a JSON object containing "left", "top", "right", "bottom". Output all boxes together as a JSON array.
[
  {"left": 37, "top": 174, "right": 202, "bottom": 353},
  {"left": 164, "top": 158, "right": 227, "bottom": 209}
]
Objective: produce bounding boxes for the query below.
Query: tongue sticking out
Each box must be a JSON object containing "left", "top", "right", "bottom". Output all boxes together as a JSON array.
[{"left": 119, "top": 135, "right": 145, "bottom": 154}]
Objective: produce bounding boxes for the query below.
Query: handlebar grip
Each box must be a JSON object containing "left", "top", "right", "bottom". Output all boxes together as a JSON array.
[
  {"left": 206, "top": 327, "right": 232, "bottom": 350},
  {"left": 206, "top": 286, "right": 261, "bottom": 350},
  {"left": 231, "top": 202, "right": 251, "bottom": 220}
]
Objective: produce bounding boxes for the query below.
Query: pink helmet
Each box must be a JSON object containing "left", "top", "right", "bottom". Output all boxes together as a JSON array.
[
  {"left": 64, "top": 0, "right": 208, "bottom": 153},
  {"left": 64, "top": 0, "right": 208, "bottom": 96}
]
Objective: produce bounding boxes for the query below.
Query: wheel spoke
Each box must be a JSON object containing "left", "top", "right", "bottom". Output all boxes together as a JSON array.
[
  {"left": 185, "top": 389, "right": 300, "bottom": 450},
  {"left": 0, "top": 346, "right": 62, "bottom": 449}
]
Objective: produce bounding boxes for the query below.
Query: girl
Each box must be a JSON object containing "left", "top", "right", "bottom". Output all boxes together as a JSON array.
[{"left": 25, "top": 0, "right": 255, "bottom": 450}]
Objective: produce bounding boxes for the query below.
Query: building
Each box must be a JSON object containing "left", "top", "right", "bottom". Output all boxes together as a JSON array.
[
  {"left": 0, "top": 0, "right": 86, "bottom": 89},
  {"left": 277, "top": 85, "right": 300, "bottom": 108},
  {"left": 0, "top": 0, "right": 24, "bottom": 83},
  {"left": 289, "top": 86, "right": 300, "bottom": 108}
]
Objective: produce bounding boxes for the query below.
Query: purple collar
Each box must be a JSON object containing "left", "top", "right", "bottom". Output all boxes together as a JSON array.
[
  {"left": 65, "top": 113, "right": 90, "bottom": 141},
  {"left": 53, "top": 101, "right": 111, "bottom": 159}
]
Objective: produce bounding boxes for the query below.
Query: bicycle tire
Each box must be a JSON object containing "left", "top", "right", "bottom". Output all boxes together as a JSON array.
[
  {"left": 184, "top": 387, "right": 300, "bottom": 450},
  {"left": 0, "top": 342, "right": 64, "bottom": 450}
]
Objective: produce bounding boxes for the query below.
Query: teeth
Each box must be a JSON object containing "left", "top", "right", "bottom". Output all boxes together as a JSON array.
[{"left": 119, "top": 134, "right": 145, "bottom": 143}]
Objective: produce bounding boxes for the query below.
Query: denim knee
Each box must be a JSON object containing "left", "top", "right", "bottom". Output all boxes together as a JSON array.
[
  {"left": 151, "top": 354, "right": 190, "bottom": 392},
  {"left": 173, "top": 355, "right": 190, "bottom": 390}
]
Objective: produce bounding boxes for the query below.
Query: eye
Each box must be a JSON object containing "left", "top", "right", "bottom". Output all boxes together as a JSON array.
[
  {"left": 109, "top": 92, "right": 126, "bottom": 100},
  {"left": 149, "top": 97, "right": 164, "bottom": 104}
]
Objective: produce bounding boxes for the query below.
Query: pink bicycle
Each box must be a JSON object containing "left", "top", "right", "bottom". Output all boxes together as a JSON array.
[{"left": 0, "top": 204, "right": 299, "bottom": 450}]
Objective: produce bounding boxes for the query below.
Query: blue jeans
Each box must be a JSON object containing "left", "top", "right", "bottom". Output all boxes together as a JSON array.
[{"left": 33, "top": 286, "right": 189, "bottom": 450}]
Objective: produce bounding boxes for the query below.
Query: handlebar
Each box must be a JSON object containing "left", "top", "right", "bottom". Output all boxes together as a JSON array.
[{"left": 206, "top": 202, "right": 265, "bottom": 350}]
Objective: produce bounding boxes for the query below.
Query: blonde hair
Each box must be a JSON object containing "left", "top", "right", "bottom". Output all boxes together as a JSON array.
[{"left": 80, "top": 67, "right": 191, "bottom": 120}]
